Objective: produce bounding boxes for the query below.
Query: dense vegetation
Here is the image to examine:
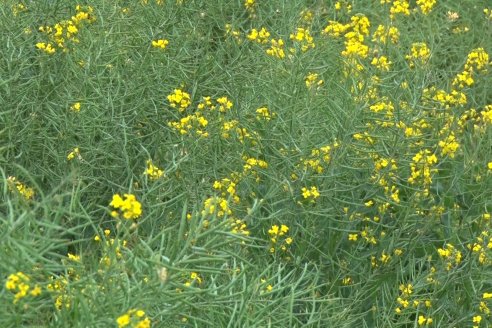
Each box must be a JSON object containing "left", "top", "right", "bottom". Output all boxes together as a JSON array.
[{"left": 1, "top": 0, "right": 492, "bottom": 326}]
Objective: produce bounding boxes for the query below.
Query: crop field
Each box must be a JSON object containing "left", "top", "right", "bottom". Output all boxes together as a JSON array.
[{"left": 1, "top": 0, "right": 492, "bottom": 327}]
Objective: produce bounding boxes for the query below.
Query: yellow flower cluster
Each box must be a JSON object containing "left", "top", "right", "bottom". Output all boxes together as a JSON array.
[
  {"left": 305, "top": 73, "right": 324, "bottom": 89},
  {"left": 117, "top": 309, "right": 151, "bottom": 328},
  {"left": 247, "top": 28, "right": 270, "bottom": 44},
  {"left": 423, "top": 87, "right": 467, "bottom": 109},
  {"left": 169, "top": 114, "right": 208, "bottom": 136},
  {"left": 221, "top": 120, "right": 255, "bottom": 144},
  {"left": 216, "top": 96, "right": 233, "bottom": 112},
  {"left": 7, "top": 176, "right": 35, "bottom": 200},
  {"left": 67, "top": 147, "right": 80, "bottom": 161},
  {"left": 438, "top": 133, "right": 459, "bottom": 158},
  {"left": 242, "top": 156, "right": 268, "bottom": 180},
  {"left": 201, "top": 196, "right": 232, "bottom": 218},
  {"left": 301, "top": 186, "right": 320, "bottom": 202},
  {"left": 437, "top": 243, "right": 463, "bottom": 271},
  {"left": 207, "top": 156, "right": 268, "bottom": 235},
  {"left": 290, "top": 27, "right": 315, "bottom": 52},
  {"left": 245, "top": 26, "right": 288, "bottom": 59},
  {"left": 213, "top": 178, "right": 240, "bottom": 203},
  {"left": 144, "top": 160, "right": 164, "bottom": 180},
  {"left": 465, "top": 231, "right": 492, "bottom": 265},
  {"left": 230, "top": 219, "right": 250, "bottom": 236},
  {"left": 341, "top": 16, "right": 371, "bottom": 59},
  {"left": 481, "top": 105, "right": 492, "bottom": 125},
  {"left": 371, "top": 56, "right": 392, "bottom": 71},
  {"left": 260, "top": 277, "right": 274, "bottom": 292},
  {"left": 406, "top": 42, "right": 430, "bottom": 68},
  {"left": 296, "top": 143, "right": 338, "bottom": 176},
  {"left": 418, "top": 315, "right": 433, "bottom": 326},
  {"left": 244, "top": 0, "right": 256, "bottom": 17},
  {"left": 370, "top": 98, "right": 394, "bottom": 114},
  {"left": 70, "top": 102, "right": 81, "bottom": 112},
  {"left": 322, "top": 21, "right": 351, "bottom": 37},
  {"left": 416, "top": 0, "right": 437, "bottom": 15},
  {"left": 225, "top": 24, "right": 242, "bottom": 43},
  {"left": 485, "top": 8, "right": 492, "bottom": 20},
  {"left": 255, "top": 106, "right": 275, "bottom": 121},
  {"left": 335, "top": 1, "right": 352, "bottom": 13},
  {"left": 151, "top": 39, "right": 169, "bottom": 49},
  {"left": 243, "top": 157, "right": 268, "bottom": 172},
  {"left": 452, "top": 70, "right": 474, "bottom": 88},
  {"left": 47, "top": 275, "right": 71, "bottom": 310},
  {"left": 5, "top": 272, "right": 42, "bottom": 303},
  {"left": 473, "top": 315, "right": 482, "bottom": 327},
  {"left": 372, "top": 25, "right": 400, "bottom": 44},
  {"left": 395, "top": 283, "right": 432, "bottom": 316},
  {"left": 266, "top": 39, "right": 286, "bottom": 59},
  {"left": 12, "top": 3, "right": 27, "bottom": 16},
  {"left": 167, "top": 88, "right": 191, "bottom": 112},
  {"left": 268, "top": 224, "right": 293, "bottom": 253},
  {"left": 167, "top": 94, "right": 234, "bottom": 137},
  {"left": 94, "top": 229, "right": 127, "bottom": 267},
  {"left": 453, "top": 48, "right": 490, "bottom": 89},
  {"left": 371, "top": 156, "right": 400, "bottom": 204},
  {"left": 353, "top": 131, "right": 375, "bottom": 145},
  {"left": 110, "top": 194, "right": 142, "bottom": 220},
  {"left": 36, "top": 42, "right": 56, "bottom": 55},
  {"left": 389, "top": 0, "right": 410, "bottom": 19},
  {"left": 370, "top": 250, "right": 392, "bottom": 268},
  {"left": 184, "top": 272, "right": 203, "bottom": 287},
  {"left": 407, "top": 150, "right": 438, "bottom": 197},
  {"left": 299, "top": 9, "right": 314, "bottom": 25},
  {"left": 36, "top": 5, "right": 95, "bottom": 54}
]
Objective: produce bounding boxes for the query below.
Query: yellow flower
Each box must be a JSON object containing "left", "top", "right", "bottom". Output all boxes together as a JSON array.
[
  {"left": 67, "top": 147, "right": 80, "bottom": 161},
  {"left": 117, "top": 309, "right": 151, "bottom": 328},
  {"left": 167, "top": 88, "right": 191, "bottom": 112},
  {"left": 70, "top": 102, "right": 81, "bottom": 112},
  {"left": 244, "top": 0, "right": 256, "bottom": 14},
  {"left": 399, "top": 284, "right": 413, "bottom": 296},
  {"left": 268, "top": 225, "right": 279, "bottom": 236},
  {"left": 371, "top": 56, "right": 392, "bottom": 71},
  {"left": 266, "top": 39, "right": 285, "bottom": 59},
  {"left": 256, "top": 106, "right": 275, "bottom": 121},
  {"left": 301, "top": 186, "right": 320, "bottom": 201},
  {"left": 416, "top": 0, "right": 437, "bottom": 14},
  {"left": 110, "top": 194, "right": 142, "bottom": 220},
  {"left": 418, "top": 315, "right": 432, "bottom": 325},
  {"left": 36, "top": 42, "right": 56, "bottom": 54},
  {"left": 116, "top": 314, "right": 131, "bottom": 327},
  {"left": 390, "top": 0, "right": 410, "bottom": 19},
  {"left": 406, "top": 43, "right": 430, "bottom": 68},
  {"left": 7, "top": 176, "right": 35, "bottom": 200},
  {"left": 67, "top": 253, "right": 81, "bottom": 262},
  {"left": 152, "top": 39, "right": 169, "bottom": 49},
  {"left": 5, "top": 272, "right": 41, "bottom": 303},
  {"left": 290, "top": 27, "right": 315, "bottom": 52},
  {"left": 144, "top": 160, "right": 164, "bottom": 180},
  {"left": 247, "top": 28, "right": 270, "bottom": 44},
  {"left": 305, "top": 73, "right": 324, "bottom": 89}
]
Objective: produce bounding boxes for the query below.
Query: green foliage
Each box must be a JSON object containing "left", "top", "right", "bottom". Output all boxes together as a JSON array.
[{"left": 1, "top": 0, "right": 492, "bottom": 327}]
